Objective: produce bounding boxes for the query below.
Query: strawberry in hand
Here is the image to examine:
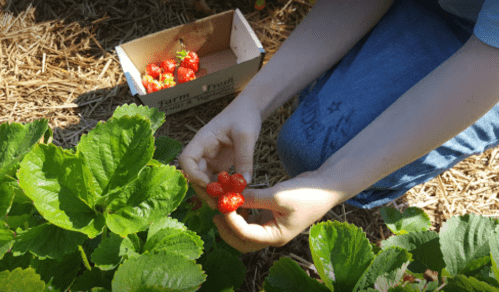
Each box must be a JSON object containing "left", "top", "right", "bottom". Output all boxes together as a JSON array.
[
  {"left": 217, "top": 192, "right": 245, "bottom": 214},
  {"left": 177, "top": 50, "right": 199, "bottom": 73},
  {"left": 145, "top": 63, "right": 161, "bottom": 79},
  {"left": 159, "top": 59, "right": 176, "bottom": 74},
  {"left": 177, "top": 67, "right": 196, "bottom": 83}
]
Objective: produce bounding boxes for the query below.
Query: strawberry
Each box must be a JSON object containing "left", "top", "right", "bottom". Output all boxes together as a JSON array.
[
  {"left": 177, "top": 67, "right": 196, "bottom": 83},
  {"left": 255, "top": 0, "right": 265, "bottom": 10},
  {"left": 159, "top": 59, "right": 176, "bottom": 74},
  {"left": 218, "top": 192, "right": 245, "bottom": 214},
  {"left": 229, "top": 173, "right": 247, "bottom": 193},
  {"left": 146, "top": 79, "right": 162, "bottom": 93},
  {"left": 177, "top": 50, "right": 199, "bottom": 73},
  {"left": 142, "top": 74, "right": 154, "bottom": 88},
  {"left": 206, "top": 181, "right": 225, "bottom": 198},
  {"left": 160, "top": 72, "right": 176, "bottom": 89},
  {"left": 145, "top": 63, "right": 161, "bottom": 79},
  {"left": 217, "top": 171, "right": 231, "bottom": 191}
]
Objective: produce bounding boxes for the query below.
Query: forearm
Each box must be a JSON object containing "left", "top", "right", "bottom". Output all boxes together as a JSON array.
[
  {"left": 316, "top": 35, "right": 499, "bottom": 201},
  {"left": 231, "top": 0, "right": 394, "bottom": 120}
]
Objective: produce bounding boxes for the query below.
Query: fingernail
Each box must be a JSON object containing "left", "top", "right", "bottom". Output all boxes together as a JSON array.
[{"left": 242, "top": 172, "right": 252, "bottom": 184}]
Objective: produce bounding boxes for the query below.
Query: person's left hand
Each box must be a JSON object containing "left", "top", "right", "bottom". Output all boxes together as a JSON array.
[{"left": 212, "top": 170, "right": 345, "bottom": 253}]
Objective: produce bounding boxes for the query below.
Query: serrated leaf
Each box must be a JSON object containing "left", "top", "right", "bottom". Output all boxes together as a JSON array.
[
  {"left": 0, "top": 178, "right": 16, "bottom": 220},
  {"left": 112, "top": 104, "right": 165, "bottom": 133},
  {"left": 381, "top": 230, "right": 445, "bottom": 274},
  {"left": 387, "top": 285, "right": 420, "bottom": 292},
  {"left": 491, "top": 227, "right": 499, "bottom": 281},
  {"left": 0, "top": 251, "right": 33, "bottom": 272},
  {"left": 0, "top": 222, "right": 14, "bottom": 259},
  {"left": 91, "top": 232, "right": 140, "bottom": 271},
  {"left": 31, "top": 251, "right": 81, "bottom": 291},
  {"left": 71, "top": 267, "right": 114, "bottom": 291},
  {"left": 147, "top": 217, "right": 187, "bottom": 241},
  {"left": 18, "top": 144, "right": 105, "bottom": 238},
  {"left": 374, "top": 261, "right": 411, "bottom": 292},
  {"left": 0, "top": 267, "right": 45, "bottom": 292},
  {"left": 199, "top": 248, "right": 247, "bottom": 292},
  {"left": 11, "top": 223, "right": 87, "bottom": 261},
  {"left": 440, "top": 213, "right": 496, "bottom": 276},
  {"left": 104, "top": 164, "right": 187, "bottom": 237},
  {"left": 380, "top": 207, "right": 431, "bottom": 235},
  {"left": 144, "top": 228, "right": 203, "bottom": 260},
  {"left": 77, "top": 115, "right": 154, "bottom": 196},
  {"left": 461, "top": 256, "right": 492, "bottom": 277},
  {"left": 112, "top": 249, "right": 206, "bottom": 292},
  {"left": 443, "top": 275, "right": 499, "bottom": 292},
  {"left": 353, "top": 246, "right": 412, "bottom": 292},
  {"left": 153, "top": 136, "right": 183, "bottom": 165},
  {"left": 0, "top": 119, "right": 49, "bottom": 178},
  {"left": 263, "top": 257, "right": 329, "bottom": 292},
  {"left": 309, "top": 221, "right": 374, "bottom": 291}
]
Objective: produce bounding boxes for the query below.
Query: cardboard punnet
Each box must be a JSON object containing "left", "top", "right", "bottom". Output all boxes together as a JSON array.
[{"left": 116, "top": 9, "right": 265, "bottom": 116}]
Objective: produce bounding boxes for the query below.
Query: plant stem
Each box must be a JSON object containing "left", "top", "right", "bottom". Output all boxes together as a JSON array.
[{"left": 78, "top": 245, "right": 92, "bottom": 271}]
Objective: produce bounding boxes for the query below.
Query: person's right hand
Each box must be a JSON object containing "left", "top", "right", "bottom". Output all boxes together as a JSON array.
[{"left": 179, "top": 99, "right": 262, "bottom": 209}]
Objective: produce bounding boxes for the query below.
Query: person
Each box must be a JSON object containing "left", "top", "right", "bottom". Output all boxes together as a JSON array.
[{"left": 179, "top": 0, "right": 499, "bottom": 253}]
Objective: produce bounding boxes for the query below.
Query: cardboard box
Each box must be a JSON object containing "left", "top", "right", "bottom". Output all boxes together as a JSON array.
[{"left": 116, "top": 9, "right": 265, "bottom": 116}]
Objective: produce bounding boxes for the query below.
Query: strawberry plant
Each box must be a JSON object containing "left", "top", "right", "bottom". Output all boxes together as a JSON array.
[
  {"left": 264, "top": 206, "right": 499, "bottom": 292},
  {"left": 0, "top": 104, "right": 229, "bottom": 291}
]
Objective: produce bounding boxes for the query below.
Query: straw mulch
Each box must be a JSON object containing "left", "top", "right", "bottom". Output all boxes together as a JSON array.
[{"left": 1, "top": 0, "right": 498, "bottom": 291}]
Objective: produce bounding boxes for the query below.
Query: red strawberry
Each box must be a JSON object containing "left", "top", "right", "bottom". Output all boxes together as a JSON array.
[
  {"left": 146, "top": 63, "right": 161, "bottom": 79},
  {"left": 160, "top": 73, "right": 176, "bottom": 89},
  {"left": 217, "top": 171, "right": 231, "bottom": 191},
  {"left": 229, "top": 173, "right": 247, "bottom": 193},
  {"left": 142, "top": 74, "right": 154, "bottom": 88},
  {"left": 177, "top": 50, "right": 199, "bottom": 73},
  {"left": 146, "top": 79, "right": 162, "bottom": 93},
  {"left": 206, "top": 181, "right": 225, "bottom": 198},
  {"left": 159, "top": 59, "right": 176, "bottom": 74},
  {"left": 217, "top": 192, "right": 245, "bottom": 214},
  {"left": 177, "top": 67, "right": 196, "bottom": 83}
]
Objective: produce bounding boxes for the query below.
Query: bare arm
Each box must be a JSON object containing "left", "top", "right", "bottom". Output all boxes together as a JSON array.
[
  {"left": 230, "top": 0, "right": 394, "bottom": 120},
  {"left": 317, "top": 35, "right": 499, "bottom": 203}
]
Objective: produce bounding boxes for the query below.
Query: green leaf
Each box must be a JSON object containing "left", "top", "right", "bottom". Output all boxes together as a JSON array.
[
  {"left": 143, "top": 228, "right": 203, "bottom": 260},
  {"left": 77, "top": 115, "right": 154, "bottom": 196},
  {"left": 111, "top": 249, "right": 206, "bottom": 292},
  {"left": 31, "top": 251, "right": 82, "bottom": 292},
  {"left": 309, "top": 221, "right": 374, "bottom": 291},
  {"left": 387, "top": 285, "right": 420, "bottom": 292},
  {"left": 71, "top": 267, "right": 114, "bottom": 291},
  {"left": 353, "top": 246, "right": 412, "bottom": 292},
  {"left": 0, "top": 222, "right": 14, "bottom": 259},
  {"left": 0, "top": 251, "right": 33, "bottom": 272},
  {"left": 443, "top": 275, "right": 499, "bottom": 292},
  {"left": 0, "top": 267, "right": 45, "bottom": 292},
  {"left": 147, "top": 217, "right": 187, "bottom": 240},
  {"left": 0, "top": 119, "right": 49, "bottom": 178},
  {"left": 112, "top": 104, "right": 165, "bottom": 133},
  {"left": 491, "top": 227, "right": 499, "bottom": 281},
  {"left": 374, "top": 261, "right": 411, "bottom": 292},
  {"left": 0, "top": 178, "right": 15, "bottom": 219},
  {"left": 18, "top": 143, "right": 105, "bottom": 238},
  {"left": 380, "top": 207, "right": 431, "bottom": 235},
  {"left": 91, "top": 232, "right": 140, "bottom": 271},
  {"left": 153, "top": 136, "right": 183, "bottom": 165},
  {"left": 440, "top": 213, "right": 496, "bottom": 276},
  {"left": 104, "top": 164, "right": 187, "bottom": 237},
  {"left": 199, "top": 248, "right": 247, "bottom": 292},
  {"left": 461, "top": 256, "right": 492, "bottom": 277},
  {"left": 4, "top": 185, "right": 34, "bottom": 230},
  {"left": 263, "top": 257, "right": 329, "bottom": 292},
  {"left": 11, "top": 223, "right": 87, "bottom": 261},
  {"left": 381, "top": 230, "right": 445, "bottom": 274}
]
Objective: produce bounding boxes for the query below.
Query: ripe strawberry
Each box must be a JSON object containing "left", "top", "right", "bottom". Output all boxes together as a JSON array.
[
  {"left": 177, "top": 50, "right": 199, "bottom": 73},
  {"left": 229, "top": 173, "right": 247, "bottom": 193},
  {"left": 255, "top": 0, "right": 265, "bottom": 10},
  {"left": 177, "top": 67, "right": 196, "bottom": 83},
  {"left": 206, "top": 181, "right": 225, "bottom": 198},
  {"left": 218, "top": 192, "right": 245, "bottom": 214},
  {"left": 146, "top": 79, "right": 162, "bottom": 93},
  {"left": 145, "top": 63, "right": 161, "bottom": 79},
  {"left": 159, "top": 59, "right": 176, "bottom": 74},
  {"left": 217, "top": 171, "right": 231, "bottom": 190},
  {"left": 160, "top": 72, "right": 176, "bottom": 89},
  {"left": 141, "top": 74, "right": 154, "bottom": 88}
]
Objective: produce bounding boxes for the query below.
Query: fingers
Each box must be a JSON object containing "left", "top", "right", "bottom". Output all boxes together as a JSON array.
[
  {"left": 232, "top": 130, "right": 257, "bottom": 185},
  {"left": 190, "top": 184, "right": 217, "bottom": 210}
]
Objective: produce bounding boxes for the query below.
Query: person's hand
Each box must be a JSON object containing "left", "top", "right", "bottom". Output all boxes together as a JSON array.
[
  {"left": 179, "top": 99, "right": 262, "bottom": 209},
  {"left": 212, "top": 170, "right": 344, "bottom": 253}
]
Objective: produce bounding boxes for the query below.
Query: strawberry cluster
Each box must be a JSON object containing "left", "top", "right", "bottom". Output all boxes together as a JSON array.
[
  {"left": 141, "top": 49, "right": 199, "bottom": 94},
  {"left": 206, "top": 171, "right": 247, "bottom": 214}
]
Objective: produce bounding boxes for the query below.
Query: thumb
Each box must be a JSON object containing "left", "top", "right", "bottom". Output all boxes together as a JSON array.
[
  {"left": 241, "top": 186, "right": 280, "bottom": 211},
  {"left": 232, "top": 131, "right": 257, "bottom": 184}
]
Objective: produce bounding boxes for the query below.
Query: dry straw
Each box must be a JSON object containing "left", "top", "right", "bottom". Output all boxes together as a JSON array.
[{"left": 1, "top": 0, "right": 498, "bottom": 291}]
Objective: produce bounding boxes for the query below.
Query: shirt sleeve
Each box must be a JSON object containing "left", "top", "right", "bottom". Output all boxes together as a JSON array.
[{"left": 474, "top": 0, "right": 499, "bottom": 48}]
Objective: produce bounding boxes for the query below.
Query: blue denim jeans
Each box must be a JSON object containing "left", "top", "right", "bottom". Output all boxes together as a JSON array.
[{"left": 276, "top": 0, "right": 499, "bottom": 209}]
